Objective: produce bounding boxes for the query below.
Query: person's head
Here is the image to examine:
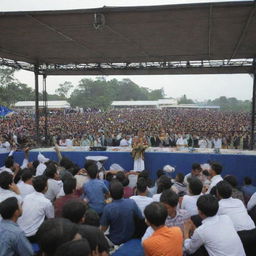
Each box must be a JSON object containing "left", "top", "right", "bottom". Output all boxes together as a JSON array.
[
  {"left": 32, "top": 175, "right": 48, "bottom": 193},
  {"left": 157, "top": 175, "right": 172, "bottom": 193},
  {"left": 62, "top": 199, "right": 87, "bottom": 224},
  {"left": 209, "top": 162, "right": 222, "bottom": 177},
  {"left": 110, "top": 181, "right": 123, "bottom": 200},
  {"left": 60, "top": 157, "right": 74, "bottom": 170},
  {"left": 144, "top": 202, "right": 168, "bottom": 228},
  {"left": 32, "top": 160, "right": 40, "bottom": 170},
  {"left": 44, "top": 164, "right": 59, "bottom": 180},
  {"left": 86, "top": 164, "right": 98, "bottom": 179},
  {"left": 63, "top": 177, "right": 77, "bottom": 195},
  {"left": 224, "top": 175, "right": 238, "bottom": 188},
  {"left": 21, "top": 168, "right": 33, "bottom": 184},
  {"left": 216, "top": 181, "right": 232, "bottom": 199},
  {"left": 136, "top": 178, "right": 148, "bottom": 194},
  {"left": 54, "top": 239, "right": 91, "bottom": 256},
  {"left": 5, "top": 156, "right": 14, "bottom": 169},
  {"left": 0, "top": 171, "right": 13, "bottom": 190},
  {"left": 244, "top": 176, "right": 252, "bottom": 185},
  {"left": 156, "top": 169, "right": 164, "bottom": 179},
  {"left": 175, "top": 173, "right": 184, "bottom": 183},
  {"left": 160, "top": 189, "right": 179, "bottom": 217},
  {"left": 191, "top": 163, "right": 202, "bottom": 176},
  {"left": 115, "top": 171, "right": 125, "bottom": 183},
  {"left": 84, "top": 160, "right": 95, "bottom": 171},
  {"left": 37, "top": 218, "right": 81, "bottom": 256},
  {"left": 197, "top": 194, "right": 219, "bottom": 219},
  {"left": 0, "top": 197, "right": 22, "bottom": 221},
  {"left": 105, "top": 172, "right": 113, "bottom": 182},
  {"left": 188, "top": 178, "right": 203, "bottom": 196},
  {"left": 84, "top": 209, "right": 100, "bottom": 227}
]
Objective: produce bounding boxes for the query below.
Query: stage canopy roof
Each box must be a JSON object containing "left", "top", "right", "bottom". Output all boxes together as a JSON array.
[{"left": 0, "top": 1, "right": 256, "bottom": 75}]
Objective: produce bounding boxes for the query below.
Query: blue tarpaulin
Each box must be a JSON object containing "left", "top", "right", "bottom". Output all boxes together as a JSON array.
[{"left": 0, "top": 105, "right": 13, "bottom": 117}]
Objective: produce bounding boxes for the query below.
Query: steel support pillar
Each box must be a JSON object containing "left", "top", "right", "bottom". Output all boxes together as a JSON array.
[
  {"left": 43, "top": 74, "right": 48, "bottom": 146},
  {"left": 250, "top": 59, "right": 256, "bottom": 150},
  {"left": 34, "top": 65, "right": 40, "bottom": 145}
]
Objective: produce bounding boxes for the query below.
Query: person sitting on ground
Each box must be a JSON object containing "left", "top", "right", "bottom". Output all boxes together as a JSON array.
[
  {"left": 36, "top": 218, "right": 82, "bottom": 256},
  {"left": 181, "top": 177, "right": 203, "bottom": 217},
  {"left": 184, "top": 194, "right": 246, "bottom": 256},
  {"left": 116, "top": 171, "right": 133, "bottom": 198},
  {"left": 0, "top": 197, "right": 33, "bottom": 256},
  {"left": 142, "top": 189, "right": 190, "bottom": 241},
  {"left": 152, "top": 175, "right": 173, "bottom": 202},
  {"left": 184, "top": 163, "right": 202, "bottom": 186},
  {"left": 54, "top": 177, "right": 81, "bottom": 217},
  {"left": 83, "top": 164, "right": 109, "bottom": 215},
  {"left": 17, "top": 168, "right": 35, "bottom": 199},
  {"left": 224, "top": 175, "right": 245, "bottom": 203},
  {"left": 130, "top": 178, "right": 154, "bottom": 217},
  {"left": 17, "top": 175, "right": 54, "bottom": 242},
  {"left": 172, "top": 173, "right": 187, "bottom": 196},
  {"left": 0, "top": 171, "right": 22, "bottom": 204},
  {"left": 216, "top": 181, "right": 255, "bottom": 231},
  {"left": 84, "top": 208, "right": 100, "bottom": 227},
  {"left": 241, "top": 176, "right": 256, "bottom": 204},
  {"left": 62, "top": 199, "right": 109, "bottom": 255},
  {"left": 142, "top": 202, "right": 183, "bottom": 256},
  {"left": 54, "top": 239, "right": 92, "bottom": 256},
  {"left": 44, "top": 163, "right": 63, "bottom": 202},
  {"left": 206, "top": 162, "right": 223, "bottom": 194},
  {"left": 100, "top": 181, "right": 143, "bottom": 245}
]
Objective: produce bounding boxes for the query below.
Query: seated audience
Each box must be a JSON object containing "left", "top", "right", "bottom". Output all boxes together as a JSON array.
[
  {"left": 216, "top": 181, "right": 255, "bottom": 231},
  {"left": 18, "top": 175, "right": 54, "bottom": 242},
  {"left": 181, "top": 177, "right": 203, "bottom": 216},
  {"left": 152, "top": 175, "right": 173, "bottom": 202},
  {"left": 206, "top": 162, "right": 223, "bottom": 194},
  {"left": 142, "top": 189, "right": 190, "bottom": 241},
  {"left": 184, "top": 194, "right": 246, "bottom": 256},
  {"left": 142, "top": 202, "right": 183, "bottom": 256},
  {"left": 224, "top": 175, "right": 245, "bottom": 203},
  {"left": 172, "top": 173, "right": 187, "bottom": 196},
  {"left": 116, "top": 171, "right": 133, "bottom": 198},
  {"left": 184, "top": 163, "right": 202, "bottom": 185},
  {"left": 0, "top": 197, "right": 33, "bottom": 256},
  {"left": 54, "top": 177, "right": 80, "bottom": 217},
  {"left": 130, "top": 177, "right": 154, "bottom": 217},
  {"left": 241, "top": 176, "right": 256, "bottom": 203},
  {"left": 0, "top": 171, "right": 22, "bottom": 204},
  {"left": 83, "top": 164, "right": 109, "bottom": 215},
  {"left": 100, "top": 181, "right": 143, "bottom": 245},
  {"left": 17, "top": 168, "right": 35, "bottom": 199}
]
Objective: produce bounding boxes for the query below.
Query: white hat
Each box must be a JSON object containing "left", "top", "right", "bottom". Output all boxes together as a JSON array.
[
  {"left": 201, "top": 163, "right": 210, "bottom": 171},
  {"left": 37, "top": 152, "right": 49, "bottom": 164},
  {"left": 163, "top": 165, "right": 175, "bottom": 173},
  {"left": 109, "top": 163, "right": 124, "bottom": 171}
]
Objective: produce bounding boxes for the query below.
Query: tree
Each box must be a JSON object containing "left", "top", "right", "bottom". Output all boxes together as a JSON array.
[
  {"left": 178, "top": 94, "right": 194, "bottom": 104},
  {"left": 55, "top": 81, "right": 74, "bottom": 98},
  {"left": 148, "top": 88, "right": 165, "bottom": 100}
]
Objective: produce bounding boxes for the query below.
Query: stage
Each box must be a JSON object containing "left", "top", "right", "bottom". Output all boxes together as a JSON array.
[{"left": 1, "top": 147, "right": 256, "bottom": 183}]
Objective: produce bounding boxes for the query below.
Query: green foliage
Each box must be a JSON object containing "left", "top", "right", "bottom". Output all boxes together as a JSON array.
[
  {"left": 178, "top": 94, "right": 194, "bottom": 104},
  {"left": 55, "top": 81, "right": 74, "bottom": 98},
  {"left": 207, "top": 96, "right": 251, "bottom": 112}
]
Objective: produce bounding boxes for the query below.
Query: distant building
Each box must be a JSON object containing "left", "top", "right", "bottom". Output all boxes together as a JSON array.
[
  {"left": 13, "top": 101, "right": 70, "bottom": 111},
  {"left": 111, "top": 99, "right": 219, "bottom": 110}
]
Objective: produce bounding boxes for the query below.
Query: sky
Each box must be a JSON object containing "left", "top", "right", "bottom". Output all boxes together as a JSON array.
[{"left": 1, "top": 0, "right": 253, "bottom": 101}]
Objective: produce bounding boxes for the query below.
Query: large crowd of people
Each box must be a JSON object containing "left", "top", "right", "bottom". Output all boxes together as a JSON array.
[
  {"left": 0, "top": 148, "right": 256, "bottom": 256},
  {"left": 0, "top": 108, "right": 252, "bottom": 150}
]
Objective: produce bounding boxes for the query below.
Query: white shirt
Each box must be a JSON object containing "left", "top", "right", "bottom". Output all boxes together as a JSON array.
[
  {"left": 44, "top": 179, "right": 63, "bottom": 202},
  {"left": 18, "top": 191, "right": 54, "bottom": 237},
  {"left": 218, "top": 197, "right": 255, "bottom": 231},
  {"left": 198, "top": 139, "right": 207, "bottom": 149},
  {"left": 119, "top": 139, "right": 129, "bottom": 147},
  {"left": 130, "top": 195, "right": 153, "bottom": 217},
  {"left": 66, "top": 139, "right": 73, "bottom": 146},
  {"left": 152, "top": 193, "right": 161, "bottom": 202},
  {"left": 0, "top": 166, "right": 13, "bottom": 174},
  {"left": 176, "top": 137, "right": 187, "bottom": 146},
  {"left": 0, "top": 188, "right": 22, "bottom": 204},
  {"left": 36, "top": 163, "right": 47, "bottom": 176},
  {"left": 213, "top": 138, "right": 222, "bottom": 149},
  {"left": 17, "top": 182, "right": 35, "bottom": 199},
  {"left": 184, "top": 215, "right": 246, "bottom": 256},
  {"left": 181, "top": 194, "right": 201, "bottom": 216},
  {"left": 206, "top": 175, "right": 223, "bottom": 194},
  {"left": 247, "top": 192, "right": 256, "bottom": 211}
]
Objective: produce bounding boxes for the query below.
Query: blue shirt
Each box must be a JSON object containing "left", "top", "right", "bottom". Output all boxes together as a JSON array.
[
  {"left": 0, "top": 220, "right": 33, "bottom": 256},
  {"left": 241, "top": 185, "right": 256, "bottom": 198},
  {"left": 83, "top": 179, "right": 109, "bottom": 214},
  {"left": 100, "top": 198, "right": 143, "bottom": 245}
]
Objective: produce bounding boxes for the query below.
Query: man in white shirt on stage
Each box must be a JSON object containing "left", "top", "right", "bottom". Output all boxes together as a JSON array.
[
  {"left": 213, "top": 135, "right": 222, "bottom": 149},
  {"left": 119, "top": 135, "right": 130, "bottom": 147},
  {"left": 216, "top": 181, "right": 255, "bottom": 231},
  {"left": 176, "top": 134, "right": 188, "bottom": 150},
  {"left": 184, "top": 194, "right": 246, "bottom": 256},
  {"left": 18, "top": 175, "right": 54, "bottom": 242}
]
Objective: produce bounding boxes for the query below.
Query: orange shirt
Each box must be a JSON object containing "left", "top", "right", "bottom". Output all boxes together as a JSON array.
[{"left": 143, "top": 226, "right": 183, "bottom": 256}]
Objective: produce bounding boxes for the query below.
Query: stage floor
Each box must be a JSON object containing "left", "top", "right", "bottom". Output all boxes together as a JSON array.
[{"left": 1, "top": 147, "right": 256, "bottom": 183}]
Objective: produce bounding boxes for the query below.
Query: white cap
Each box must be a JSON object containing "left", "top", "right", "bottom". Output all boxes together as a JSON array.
[
  {"left": 37, "top": 152, "right": 49, "bottom": 163},
  {"left": 163, "top": 165, "right": 175, "bottom": 173}
]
